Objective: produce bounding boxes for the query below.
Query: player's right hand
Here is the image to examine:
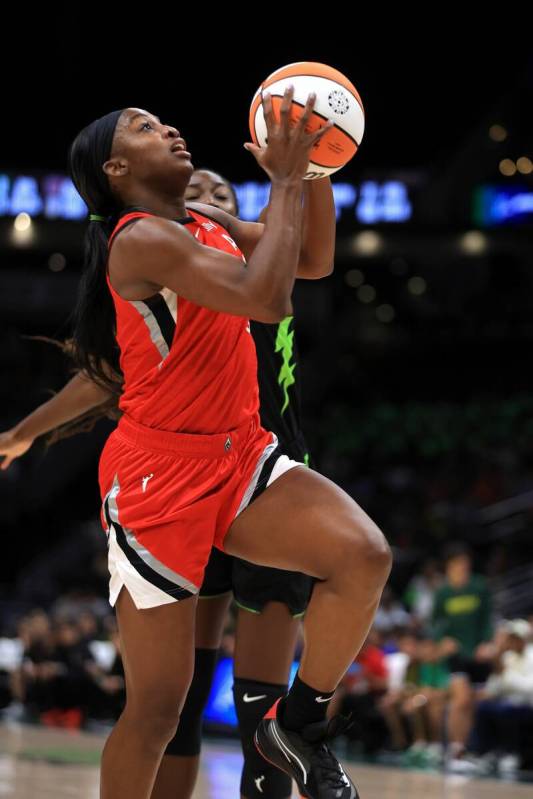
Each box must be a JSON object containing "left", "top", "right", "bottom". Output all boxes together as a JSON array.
[
  {"left": 0, "top": 429, "right": 34, "bottom": 470},
  {"left": 243, "top": 85, "right": 333, "bottom": 183}
]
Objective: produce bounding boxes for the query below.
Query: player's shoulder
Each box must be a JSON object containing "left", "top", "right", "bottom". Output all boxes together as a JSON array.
[
  {"left": 113, "top": 212, "right": 180, "bottom": 241},
  {"left": 110, "top": 213, "right": 194, "bottom": 267}
]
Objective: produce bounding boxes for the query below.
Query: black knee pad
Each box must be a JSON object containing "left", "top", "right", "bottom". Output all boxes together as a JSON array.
[
  {"left": 164, "top": 648, "right": 218, "bottom": 757},
  {"left": 233, "top": 677, "right": 292, "bottom": 799}
]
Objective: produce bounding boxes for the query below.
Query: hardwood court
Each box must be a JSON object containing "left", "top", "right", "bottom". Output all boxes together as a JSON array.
[{"left": 1, "top": 722, "right": 531, "bottom": 798}]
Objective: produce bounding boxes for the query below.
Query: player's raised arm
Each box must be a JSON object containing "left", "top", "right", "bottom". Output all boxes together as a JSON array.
[
  {"left": 112, "top": 88, "right": 333, "bottom": 322},
  {"left": 220, "top": 177, "right": 336, "bottom": 280}
]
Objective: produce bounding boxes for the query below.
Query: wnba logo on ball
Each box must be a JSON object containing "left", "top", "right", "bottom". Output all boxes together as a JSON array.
[
  {"left": 249, "top": 61, "right": 365, "bottom": 180},
  {"left": 328, "top": 90, "right": 350, "bottom": 115}
]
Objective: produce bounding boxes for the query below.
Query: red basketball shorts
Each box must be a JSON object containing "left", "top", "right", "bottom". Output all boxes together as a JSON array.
[{"left": 98, "top": 412, "right": 304, "bottom": 609}]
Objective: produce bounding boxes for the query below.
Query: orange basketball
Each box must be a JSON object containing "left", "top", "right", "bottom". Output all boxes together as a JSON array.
[{"left": 249, "top": 62, "right": 365, "bottom": 180}]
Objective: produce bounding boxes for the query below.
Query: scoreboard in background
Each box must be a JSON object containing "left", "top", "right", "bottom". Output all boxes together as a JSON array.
[
  {"left": 0, "top": 171, "right": 415, "bottom": 226},
  {"left": 0, "top": 173, "right": 87, "bottom": 220},
  {"left": 235, "top": 179, "right": 413, "bottom": 224},
  {"left": 2, "top": 170, "right": 531, "bottom": 229}
]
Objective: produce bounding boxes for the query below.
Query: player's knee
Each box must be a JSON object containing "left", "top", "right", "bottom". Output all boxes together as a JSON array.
[
  {"left": 126, "top": 697, "right": 182, "bottom": 745},
  {"left": 340, "top": 517, "right": 392, "bottom": 583},
  {"left": 364, "top": 526, "right": 393, "bottom": 580},
  {"left": 127, "top": 681, "right": 189, "bottom": 745}
]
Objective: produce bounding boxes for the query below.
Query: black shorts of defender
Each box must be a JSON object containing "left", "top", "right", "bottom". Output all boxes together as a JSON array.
[{"left": 200, "top": 433, "right": 315, "bottom": 617}]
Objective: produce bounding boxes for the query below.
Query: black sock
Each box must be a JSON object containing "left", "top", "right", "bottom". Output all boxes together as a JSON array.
[{"left": 279, "top": 672, "right": 335, "bottom": 731}]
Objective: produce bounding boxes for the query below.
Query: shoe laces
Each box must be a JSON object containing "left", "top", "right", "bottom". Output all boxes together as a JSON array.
[{"left": 302, "top": 715, "right": 354, "bottom": 790}]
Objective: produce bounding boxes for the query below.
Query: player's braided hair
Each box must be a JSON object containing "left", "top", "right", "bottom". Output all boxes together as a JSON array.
[{"left": 67, "top": 109, "right": 125, "bottom": 397}]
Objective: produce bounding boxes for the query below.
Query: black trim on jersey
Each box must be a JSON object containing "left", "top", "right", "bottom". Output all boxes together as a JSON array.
[
  {"left": 143, "top": 293, "right": 176, "bottom": 350},
  {"left": 104, "top": 498, "right": 194, "bottom": 600},
  {"left": 103, "top": 495, "right": 113, "bottom": 533}
]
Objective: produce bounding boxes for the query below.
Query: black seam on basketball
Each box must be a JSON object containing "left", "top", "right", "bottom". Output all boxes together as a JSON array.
[
  {"left": 262, "top": 95, "right": 360, "bottom": 148},
  {"left": 112, "top": 519, "right": 193, "bottom": 599},
  {"left": 307, "top": 155, "right": 357, "bottom": 169},
  {"left": 263, "top": 79, "right": 364, "bottom": 113},
  {"left": 142, "top": 293, "right": 176, "bottom": 350}
]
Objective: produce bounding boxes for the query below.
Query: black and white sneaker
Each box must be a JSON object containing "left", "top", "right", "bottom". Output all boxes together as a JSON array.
[{"left": 254, "top": 698, "right": 359, "bottom": 799}]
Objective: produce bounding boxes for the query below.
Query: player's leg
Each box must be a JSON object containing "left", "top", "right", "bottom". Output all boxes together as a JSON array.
[
  {"left": 225, "top": 465, "right": 391, "bottom": 696},
  {"left": 151, "top": 548, "right": 232, "bottom": 799},
  {"left": 232, "top": 560, "right": 310, "bottom": 799},
  {"left": 100, "top": 587, "right": 197, "bottom": 799},
  {"left": 224, "top": 465, "right": 391, "bottom": 798},
  {"left": 234, "top": 601, "right": 300, "bottom": 684}
]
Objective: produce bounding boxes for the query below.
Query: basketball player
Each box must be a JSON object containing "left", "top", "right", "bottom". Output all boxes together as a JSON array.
[
  {"left": 0, "top": 167, "right": 321, "bottom": 799},
  {"left": 2, "top": 89, "right": 391, "bottom": 798}
]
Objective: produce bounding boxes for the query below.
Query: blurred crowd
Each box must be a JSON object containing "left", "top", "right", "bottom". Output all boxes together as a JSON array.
[
  {"left": 0, "top": 602, "right": 124, "bottom": 730},
  {"left": 1, "top": 540, "right": 533, "bottom": 780},
  {"left": 331, "top": 543, "right": 533, "bottom": 777}
]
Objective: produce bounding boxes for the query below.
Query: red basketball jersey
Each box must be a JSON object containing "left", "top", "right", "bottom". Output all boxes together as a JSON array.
[{"left": 106, "top": 207, "right": 259, "bottom": 434}]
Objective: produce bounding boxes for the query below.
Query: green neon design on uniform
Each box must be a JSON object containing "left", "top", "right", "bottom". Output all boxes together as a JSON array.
[{"left": 275, "top": 316, "right": 297, "bottom": 415}]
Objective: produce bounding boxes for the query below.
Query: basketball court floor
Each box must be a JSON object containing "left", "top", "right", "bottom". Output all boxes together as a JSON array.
[{"left": 1, "top": 721, "right": 532, "bottom": 798}]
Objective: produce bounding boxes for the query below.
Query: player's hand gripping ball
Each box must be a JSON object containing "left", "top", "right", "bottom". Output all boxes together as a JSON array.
[{"left": 249, "top": 61, "right": 365, "bottom": 180}]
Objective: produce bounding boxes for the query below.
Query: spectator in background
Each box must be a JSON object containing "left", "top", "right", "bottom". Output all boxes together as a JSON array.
[
  {"left": 431, "top": 542, "right": 494, "bottom": 769},
  {"left": 470, "top": 619, "right": 533, "bottom": 776},
  {"left": 373, "top": 586, "right": 412, "bottom": 638},
  {"left": 24, "top": 619, "right": 95, "bottom": 726},
  {"left": 77, "top": 610, "right": 100, "bottom": 647},
  {"left": 329, "top": 629, "right": 389, "bottom": 756},
  {"left": 379, "top": 631, "right": 418, "bottom": 752},
  {"left": 9, "top": 609, "right": 55, "bottom": 714},
  {"left": 379, "top": 632, "right": 450, "bottom": 765},
  {"left": 400, "top": 637, "right": 450, "bottom": 766},
  {"left": 8, "top": 611, "right": 122, "bottom": 728},
  {"left": 403, "top": 558, "right": 444, "bottom": 624},
  {"left": 87, "top": 627, "right": 125, "bottom": 722}
]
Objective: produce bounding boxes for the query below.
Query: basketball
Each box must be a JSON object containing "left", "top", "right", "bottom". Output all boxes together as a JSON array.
[{"left": 248, "top": 61, "right": 365, "bottom": 180}]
